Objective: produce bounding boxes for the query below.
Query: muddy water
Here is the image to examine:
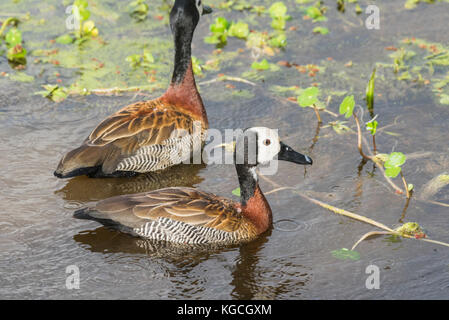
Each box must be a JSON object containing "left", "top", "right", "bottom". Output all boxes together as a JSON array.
[{"left": 0, "top": 1, "right": 449, "bottom": 299}]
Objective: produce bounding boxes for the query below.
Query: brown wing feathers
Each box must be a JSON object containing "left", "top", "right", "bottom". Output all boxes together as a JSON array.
[
  {"left": 54, "top": 99, "right": 206, "bottom": 178},
  {"left": 83, "top": 188, "right": 243, "bottom": 233}
]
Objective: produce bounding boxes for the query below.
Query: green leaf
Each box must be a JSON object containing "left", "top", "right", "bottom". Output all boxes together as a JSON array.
[
  {"left": 142, "top": 50, "right": 154, "bottom": 63},
  {"left": 55, "top": 34, "right": 74, "bottom": 44},
  {"left": 35, "top": 85, "right": 68, "bottom": 103},
  {"left": 305, "top": 6, "right": 322, "bottom": 19},
  {"left": 366, "top": 68, "right": 376, "bottom": 113},
  {"left": 384, "top": 152, "right": 406, "bottom": 168},
  {"left": 268, "top": 33, "right": 287, "bottom": 48},
  {"left": 210, "top": 17, "right": 229, "bottom": 34},
  {"left": 313, "top": 26, "right": 329, "bottom": 35},
  {"left": 268, "top": 2, "right": 288, "bottom": 19},
  {"left": 251, "top": 59, "right": 270, "bottom": 70},
  {"left": 385, "top": 166, "right": 401, "bottom": 178},
  {"left": 331, "top": 248, "right": 360, "bottom": 261},
  {"left": 74, "top": 0, "right": 91, "bottom": 21},
  {"left": 271, "top": 18, "right": 286, "bottom": 30},
  {"left": 6, "top": 45, "right": 27, "bottom": 62},
  {"left": 191, "top": 56, "right": 203, "bottom": 76},
  {"left": 339, "top": 95, "right": 355, "bottom": 118},
  {"left": 297, "top": 86, "right": 319, "bottom": 107},
  {"left": 366, "top": 120, "right": 378, "bottom": 135},
  {"left": 232, "top": 187, "right": 241, "bottom": 197},
  {"left": 204, "top": 35, "right": 221, "bottom": 44},
  {"left": 5, "top": 28, "right": 22, "bottom": 48},
  {"left": 228, "top": 22, "right": 249, "bottom": 39}
]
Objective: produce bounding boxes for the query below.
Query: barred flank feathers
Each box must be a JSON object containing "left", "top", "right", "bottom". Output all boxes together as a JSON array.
[
  {"left": 133, "top": 217, "right": 241, "bottom": 245},
  {"left": 116, "top": 134, "right": 200, "bottom": 172}
]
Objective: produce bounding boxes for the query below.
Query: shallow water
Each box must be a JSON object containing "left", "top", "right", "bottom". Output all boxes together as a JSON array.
[{"left": 0, "top": 0, "right": 449, "bottom": 299}]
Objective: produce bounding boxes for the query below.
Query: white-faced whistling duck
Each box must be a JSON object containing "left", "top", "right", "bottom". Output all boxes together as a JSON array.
[
  {"left": 74, "top": 127, "right": 313, "bottom": 245},
  {"left": 54, "top": 0, "right": 213, "bottom": 178}
]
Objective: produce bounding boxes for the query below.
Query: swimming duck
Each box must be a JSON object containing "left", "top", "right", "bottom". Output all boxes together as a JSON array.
[
  {"left": 54, "top": 0, "right": 212, "bottom": 178},
  {"left": 74, "top": 127, "right": 313, "bottom": 245}
]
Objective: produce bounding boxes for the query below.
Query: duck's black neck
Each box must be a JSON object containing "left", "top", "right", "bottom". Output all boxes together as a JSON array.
[
  {"left": 236, "top": 164, "right": 258, "bottom": 206},
  {"left": 171, "top": 26, "right": 194, "bottom": 85}
]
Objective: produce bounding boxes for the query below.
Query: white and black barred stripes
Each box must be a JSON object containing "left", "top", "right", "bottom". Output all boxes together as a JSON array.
[
  {"left": 133, "top": 217, "right": 243, "bottom": 245},
  {"left": 115, "top": 134, "right": 198, "bottom": 172}
]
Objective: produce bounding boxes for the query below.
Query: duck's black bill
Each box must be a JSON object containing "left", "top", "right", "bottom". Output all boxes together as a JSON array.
[
  {"left": 278, "top": 142, "right": 313, "bottom": 165},
  {"left": 202, "top": 5, "right": 213, "bottom": 15}
]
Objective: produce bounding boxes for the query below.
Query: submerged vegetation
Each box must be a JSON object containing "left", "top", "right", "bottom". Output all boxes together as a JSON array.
[{"left": 1, "top": 0, "right": 449, "bottom": 258}]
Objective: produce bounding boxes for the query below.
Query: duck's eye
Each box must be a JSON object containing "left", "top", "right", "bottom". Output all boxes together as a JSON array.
[{"left": 263, "top": 139, "right": 271, "bottom": 146}]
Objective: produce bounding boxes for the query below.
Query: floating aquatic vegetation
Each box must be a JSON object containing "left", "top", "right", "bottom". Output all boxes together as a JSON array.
[
  {"left": 128, "top": 0, "right": 149, "bottom": 22},
  {"left": 302, "top": 2, "right": 327, "bottom": 22},
  {"left": 365, "top": 120, "right": 377, "bottom": 135},
  {"left": 331, "top": 248, "right": 360, "bottom": 261},
  {"left": 56, "top": 0, "right": 99, "bottom": 45},
  {"left": 322, "top": 120, "right": 351, "bottom": 135},
  {"left": 404, "top": 0, "right": 449, "bottom": 10},
  {"left": 268, "top": 2, "right": 291, "bottom": 31},
  {"left": 251, "top": 58, "right": 270, "bottom": 70},
  {"left": 382, "top": 38, "right": 449, "bottom": 105},
  {"left": 312, "top": 26, "right": 328, "bottom": 35},
  {"left": 125, "top": 50, "right": 155, "bottom": 69},
  {"left": 0, "top": 17, "right": 27, "bottom": 66},
  {"left": 35, "top": 84, "right": 68, "bottom": 102}
]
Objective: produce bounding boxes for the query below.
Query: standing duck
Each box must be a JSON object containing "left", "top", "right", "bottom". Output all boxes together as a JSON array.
[
  {"left": 55, "top": 0, "right": 213, "bottom": 178},
  {"left": 74, "top": 127, "right": 313, "bottom": 245}
]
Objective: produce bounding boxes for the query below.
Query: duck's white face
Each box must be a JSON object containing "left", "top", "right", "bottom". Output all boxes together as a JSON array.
[{"left": 246, "top": 127, "right": 281, "bottom": 164}]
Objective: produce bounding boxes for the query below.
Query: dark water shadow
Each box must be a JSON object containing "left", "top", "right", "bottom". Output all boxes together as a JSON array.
[{"left": 55, "top": 163, "right": 206, "bottom": 202}]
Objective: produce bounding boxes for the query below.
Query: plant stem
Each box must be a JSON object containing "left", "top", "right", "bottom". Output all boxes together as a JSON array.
[
  {"left": 0, "top": 17, "right": 18, "bottom": 38},
  {"left": 198, "top": 75, "right": 256, "bottom": 86},
  {"left": 309, "top": 120, "right": 321, "bottom": 153},
  {"left": 354, "top": 111, "right": 405, "bottom": 195},
  {"left": 400, "top": 172, "right": 411, "bottom": 199},
  {"left": 312, "top": 104, "right": 322, "bottom": 123},
  {"left": 353, "top": 112, "right": 372, "bottom": 161}
]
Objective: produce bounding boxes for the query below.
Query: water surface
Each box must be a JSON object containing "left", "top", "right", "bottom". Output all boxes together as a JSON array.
[{"left": 0, "top": 0, "right": 448, "bottom": 299}]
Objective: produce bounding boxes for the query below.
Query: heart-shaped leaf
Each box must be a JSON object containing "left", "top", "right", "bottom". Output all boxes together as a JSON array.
[
  {"left": 385, "top": 166, "right": 401, "bottom": 178},
  {"left": 297, "top": 87, "right": 319, "bottom": 107},
  {"left": 384, "top": 152, "right": 406, "bottom": 168},
  {"left": 339, "top": 95, "right": 355, "bottom": 118}
]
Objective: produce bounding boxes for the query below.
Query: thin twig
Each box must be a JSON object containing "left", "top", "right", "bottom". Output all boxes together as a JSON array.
[
  {"left": 400, "top": 171, "right": 411, "bottom": 199},
  {"left": 312, "top": 104, "right": 322, "bottom": 123},
  {"left": 198, "top": 75, "right": 256, "bottom": 86},
  {"left": 353, "top": 112, "right": 373, "bottom": 161},
  {"left": 355, "top": 109, "right": 405, "bottom": 195},
  {"left": 351, "top": 231, "right": 392, "bottom": 250},
  {"left": 0, "top": 17, "right": 18, "bottom": 38}
]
